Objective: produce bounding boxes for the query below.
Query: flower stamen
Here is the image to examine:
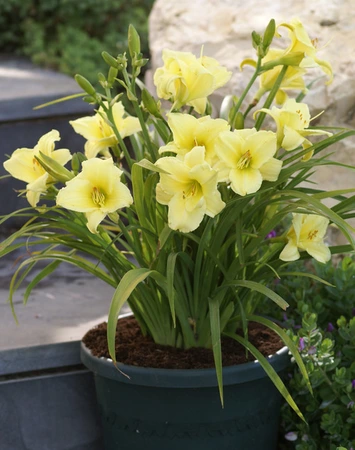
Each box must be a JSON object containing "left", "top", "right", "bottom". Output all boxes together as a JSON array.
[
  {"left": 236, "top": 150, "right": 252, "bottom": 170},
  {"left": 183, "top": 181, "right": 200, "bottom": 199},
  {"left": 92, "top": 187, "right": 106, "bottom": 207},
  {"left": 307, "top": 229, "right": 318, "bottom": 240}
]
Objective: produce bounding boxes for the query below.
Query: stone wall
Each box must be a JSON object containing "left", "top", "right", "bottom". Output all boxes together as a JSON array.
[{"left": 148, "top": 0, "right": 355, "bottom": 241}]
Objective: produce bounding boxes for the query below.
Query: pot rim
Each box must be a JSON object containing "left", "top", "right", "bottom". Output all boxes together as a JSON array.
[{"left": 80, "top": 313, "right": 290, "bottom": 388}]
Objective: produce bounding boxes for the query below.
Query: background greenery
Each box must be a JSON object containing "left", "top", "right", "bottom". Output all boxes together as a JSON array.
[
  {"left": 268, "top": 256, "right": 355, "bottom": 450},
  {"left": 0, "top": 0, "right": 154, "bottom": 83}
]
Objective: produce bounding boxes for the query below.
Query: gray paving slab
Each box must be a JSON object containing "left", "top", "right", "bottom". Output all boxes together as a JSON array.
[
  {"left": 0, "top": 238, "right": 130, "bottom": 353},
  {"left": 0, "top": 56, "right": 81, "bottom": 101}
]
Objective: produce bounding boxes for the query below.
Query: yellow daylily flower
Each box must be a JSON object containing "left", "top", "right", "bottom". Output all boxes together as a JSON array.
[
  {"left": 3, "top": 130, "right": 72, "bottom": 207},
  {"left": 70, "top": 102, "right": 141, "bottom": 159},
  {"left": 155, "top": 146, "right": 225, "bottom": 232},
  {"left": 159, "top": 113, "right": 230, "bottom": 166},
  {"left": 257, "top": 48, "right": 307, "bottom": 104},
  {"left": 56, "top": 158, "right": 133, "bottom": 233},
  {"left": 215, "top": 128, "right": 282, "bottom": 196},
  {"left": 153, "top": 49, "right": 231, "bottom": 114},
  {"left": 279, "top": 18, "right": 333, "bottom": 84},
  {"left": 280, "top": 213, "right": 331, "bottom": 263},
  {"left": 256, "top": 98, "right": 332, "bottom": 160}
]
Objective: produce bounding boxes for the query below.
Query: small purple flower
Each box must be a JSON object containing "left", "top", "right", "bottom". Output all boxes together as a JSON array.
[
  {"left": 266, "top": 230, "right": 277, "bottom": 239},
  {"left": 282, "top": 312, "right": 288, "bottom": 322},
  {"left": 285, "top": 431, "right": 298, "bottom": 442},
  {"left": 326, "top": 322, "right": 335, "bottom": 332},
  {"left": 308, "top": 346, "right": 317, "bottom": 355},
  {"left": 347, "top": 401, "right": 354, "bottom": 409},
  {"left": 352, "top": 379, "right": 355, "bottom": 389},
  {"left": 298, "top": 337, "right": 306, "bottom": 351}
]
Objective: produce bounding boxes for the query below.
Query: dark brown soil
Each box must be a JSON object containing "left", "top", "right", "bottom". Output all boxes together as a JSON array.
[{"left": 82, "top": 316, "right": 284, "bottom": 370}]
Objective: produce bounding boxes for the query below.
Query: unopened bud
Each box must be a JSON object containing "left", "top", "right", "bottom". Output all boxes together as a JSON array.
[
  {"left": 261, "top": 52, "right": 304, "bottom": 72},
  {"left": 205, "top": 100, "right": 213, "bottom": 116},
  {"left": 251, "top": 31, "right": 262, "bottom": 50},
  {"left": 101, "top": 51, "right": 119, "bottom": 68},
  {"left": 107, "top": 66, "right": 119, "bottom": 87},
  {"left": 83, "top": 95, "right": 97, "bottom": 104},
  {"left": 37, "top": 152, "right": 74, "bottom": 183},
  {"left": 75, "top": 74, "right": 96, "bottom": 96},
  {"left": 128, "top": 24, "right": 141, "bottom": 58},
  {"left": 116, "top": 53, "right": 128, "bottom": 70},
  {"left": 142, "top": 88, "right": 161, "bottom": 118},
  {"left": 232, "top": 111, "right": 244, "bottom": 130},
  {"left": 71, "top": 153, "right": 87, "bottom": 173},
  {"left": 263, "top": 19, "right": 276, "bottom": 50}
]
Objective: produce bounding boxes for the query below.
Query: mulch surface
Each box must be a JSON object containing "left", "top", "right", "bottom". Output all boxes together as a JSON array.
[{"left": 82, "top": 316, "right": 284, "bottom": 370}]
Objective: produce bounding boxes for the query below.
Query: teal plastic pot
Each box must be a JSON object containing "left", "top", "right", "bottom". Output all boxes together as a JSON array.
[{"left": 81, "top": 341, "right": 289, "bottom": 450}]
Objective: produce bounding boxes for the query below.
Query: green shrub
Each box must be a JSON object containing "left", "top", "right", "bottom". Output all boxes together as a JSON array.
[
  {"left": 271, "top": 256, "right": 355, "bottom": 450},
  {"left": 0, "top": 0, "right": 154, "bottom": 83}
]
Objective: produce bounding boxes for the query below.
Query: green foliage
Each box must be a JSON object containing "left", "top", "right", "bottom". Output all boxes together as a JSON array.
[
  {"left": 0, "top": 0, "right": 154, "bottom": 83},
  {"left": 273, "top": 256, "right": 355, "bottom": 450}
]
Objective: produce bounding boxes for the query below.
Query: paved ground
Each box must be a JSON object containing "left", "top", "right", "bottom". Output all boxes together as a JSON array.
[
  {"left": 0, "top": 242, "right": 130, "bottom": 351},
  {"left": 0, "top": 55, "right": 80, "bottom": 100}
]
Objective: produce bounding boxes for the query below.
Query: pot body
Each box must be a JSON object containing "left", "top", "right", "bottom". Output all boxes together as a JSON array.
[{"left": 81, "top": 342, "right": 289, "bottom": 450}]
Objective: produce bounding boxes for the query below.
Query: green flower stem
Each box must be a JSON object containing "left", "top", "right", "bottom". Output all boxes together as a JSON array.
[
  {"left": 100, "top": 101, "right": 134, "bottom": 168},
  {"left": 230, "top": 56, "right": 262, "bottom": 130},
  {"left": 243, "top": 98, "right": 259, "bottom": 120},
  {"left": 255, "top": 65, "right": 289, "bottom": 130},
  {"left": 122, "top": 68, "right": 159, "bottom": 161}
]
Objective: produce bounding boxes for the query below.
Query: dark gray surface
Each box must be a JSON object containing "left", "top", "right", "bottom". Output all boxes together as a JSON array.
[
  {"left": 0, "top": 370, "right": 104, "bottom": 450},
  {"left": 0, "top": 56, "right": 84, "bottom": 101}
]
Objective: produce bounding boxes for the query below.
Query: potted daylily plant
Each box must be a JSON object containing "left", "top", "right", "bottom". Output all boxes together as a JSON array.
[{"left": 2, "top": 19, "right": 355, "bottom": 450}]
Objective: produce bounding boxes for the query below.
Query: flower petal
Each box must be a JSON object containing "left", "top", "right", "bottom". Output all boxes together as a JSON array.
[
  {"left": 168, "top": 193, "right": 205, "bottom": 233},
  {"left": 304, "top": 242, "right": 331, "bottom": 263},
  {"left": 279, "top": 241, "right": 300, "bottom": 261},
  {"left": 86, "top": 210, "right": 107, "bottom": 234},
  {"left": 229, "top": 168, "right": 263, "bottom": 196},
  {"left": 259, "top": 158, "right": 283, "bottom": 181}
]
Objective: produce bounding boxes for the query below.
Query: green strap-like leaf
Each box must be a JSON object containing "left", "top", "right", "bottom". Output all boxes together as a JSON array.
[
  {"left": 24, "top": 260, "right": 62, "bottom": 304},
  {"left": 166, "top": 253, "right": 177, "bottom": 327},
  {"left": 232, "top": 280, "right": 289, "bottom": 310},
  {"left": 135, "top": 158, "right": 169, "bottom": 174},
  {"left": 107, "top": 268, "right": 153, "bottom": 362},
  {"left": 278, "top": 271, "right": 334, "bottom": 287},
  {"left": 208, "top": 296, "right": 224, "bottom": 407},
  {"left": 224, "top": 331, "right": 305, "bottom": 421},
  {"left": 248, "top": 314, "right": 312, "bottom": 394}
]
